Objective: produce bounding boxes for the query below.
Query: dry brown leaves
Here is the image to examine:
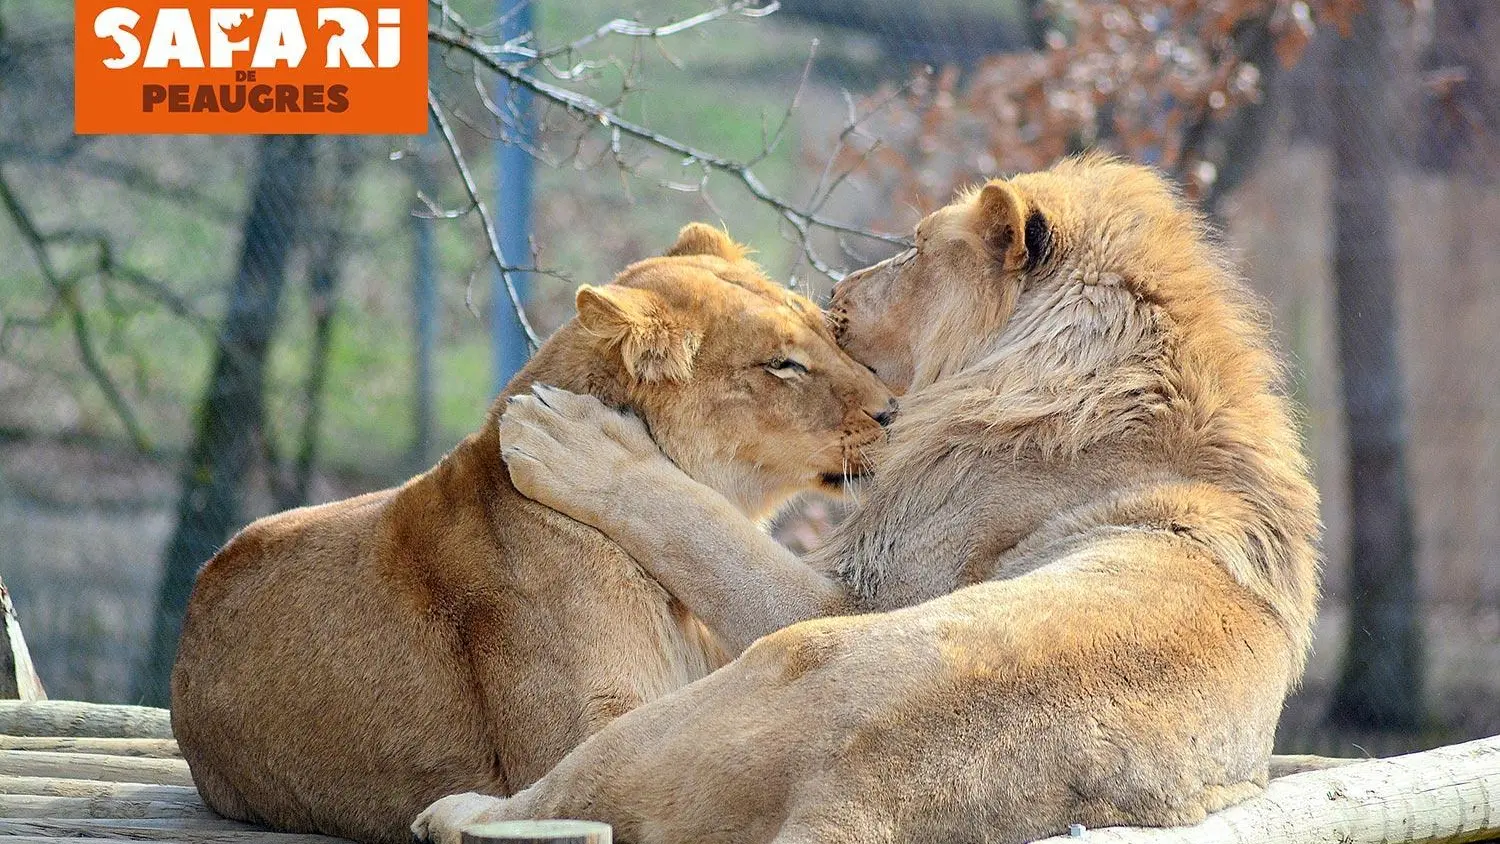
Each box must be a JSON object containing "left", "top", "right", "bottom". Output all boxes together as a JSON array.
[{"left": 813, "top": 0, "right": 1389, "bottom": 228}]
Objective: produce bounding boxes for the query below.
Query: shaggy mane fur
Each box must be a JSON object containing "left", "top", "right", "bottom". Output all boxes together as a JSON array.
[{"left": 835, "top": 155, "right": 1322, "bottom": 664}]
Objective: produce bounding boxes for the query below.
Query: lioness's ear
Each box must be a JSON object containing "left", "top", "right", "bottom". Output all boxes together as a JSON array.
[
  {"left": 575, "top": 285, "right": 700, "bottom": 383},
  {"left": 975, "top": 181, "right": 1031, "bottom": 272},
  {"left": 664, "top": 223, "right": 747, "bottom": 262}
]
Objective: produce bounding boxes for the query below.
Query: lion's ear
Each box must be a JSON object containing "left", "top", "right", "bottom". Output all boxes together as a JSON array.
[
  {"left": 664, "top": 223, "right": 747, "bottom": 262},
  {"left": 975, "top": 181, "right": 1031, "bottom": 272},
  {"left": 575, "top": 285, "right": 700, "bottom": 383}
]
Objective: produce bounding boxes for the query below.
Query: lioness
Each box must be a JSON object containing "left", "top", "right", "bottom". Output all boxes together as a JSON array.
[
  {"left": 417, "top": 156, "right": 1322, "bottom": 843},
  {"left": 170, "top": 225, "right": 894, "bottom": 844}
]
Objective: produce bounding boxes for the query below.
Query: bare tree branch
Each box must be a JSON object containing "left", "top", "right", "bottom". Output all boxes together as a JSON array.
[
  {"left": 747, "top": 36, "right": 816, "bottom": 169},
  {"left": 426, "top": 89, "right": 542, "bottom": 351},
  {"left": 535, "top": 0, "right": 780, "bottom": 64},
  {"left": 428, "top": 24, "right": 912, "bottom": 252},
  {"left": 0, "top": 144, "right": 242, "bottom": 225},
  {"left": 0, "top": 164, "right": 152, "bottom": 451}
]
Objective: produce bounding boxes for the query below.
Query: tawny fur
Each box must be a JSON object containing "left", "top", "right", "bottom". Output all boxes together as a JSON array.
[
  {"left": 419, "top": 156, "right": 1322, "bottom": 844},
  {"left": 170, "top": 225, "right": 892, "bottom": 844}
]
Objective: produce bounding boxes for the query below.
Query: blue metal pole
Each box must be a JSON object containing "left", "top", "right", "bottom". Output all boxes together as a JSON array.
[
  {"left": 492, "top": 0, "right": 536, "bottom": 394},
  {"left": 412, "top": 126, "right": 439, "bottom": 465}
]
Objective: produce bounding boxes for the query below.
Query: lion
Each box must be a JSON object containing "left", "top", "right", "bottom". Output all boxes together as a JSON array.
[
  {"left": 415, "top": 155, "right": 1322, "bottom": 844},
  {"left": 169, "top": 224, "right": 894, "bottom": 844}
]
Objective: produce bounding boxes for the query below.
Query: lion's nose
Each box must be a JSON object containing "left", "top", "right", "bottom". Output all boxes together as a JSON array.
[
  {"left": 830, "top": 268, "right": 864, "bottom": 304},
  {"left": 872, "top": 399, "right": 899, "bottom": 428}
]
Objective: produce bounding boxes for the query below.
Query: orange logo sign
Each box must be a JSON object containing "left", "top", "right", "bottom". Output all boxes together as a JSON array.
[{"left": 75, "top": 1, "right": 428, "bottom": 135}]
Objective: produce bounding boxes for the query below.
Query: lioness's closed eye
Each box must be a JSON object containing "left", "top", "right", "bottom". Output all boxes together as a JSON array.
[{"left": 169, "top": 223, "right": 893, "bottom": 844}]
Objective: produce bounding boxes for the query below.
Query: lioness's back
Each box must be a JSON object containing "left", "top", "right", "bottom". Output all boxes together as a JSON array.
[
  {"left": 174, "top": 463, "right": 485, "bottom": 841},
  {"left": 173, "top": 436, "right": 720, "bottom": 843}
]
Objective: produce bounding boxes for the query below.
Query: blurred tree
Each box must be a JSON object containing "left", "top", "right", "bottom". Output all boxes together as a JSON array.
[
  {"left": 490, "top": 0, "right": 537, "bottom": 393},
  {"left": 138, "top": 135, "right": 316, "bottom": 706},
  {"left": 268, "top": 138, "right": 361, "bottom": 511},
  {"left": 1417, "top": 0, "right": 1500, "bottom": 176},
  {"left": 1021, "top": 0, "right": 1048, "bottom": 50},
  {"left": 410, "top": 134, "right": 440, "bottom": 470},
  {"left": 1327, "top": 0, "right": 1423, "bottom": 730}
]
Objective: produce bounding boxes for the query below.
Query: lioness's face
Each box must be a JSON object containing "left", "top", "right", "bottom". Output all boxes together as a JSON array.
[
  {"left": 580, "top": 225, "right": 895, "bottom": 516},
  {"left": 828, "top": 176, "right": 1058, "bottom": 394}
]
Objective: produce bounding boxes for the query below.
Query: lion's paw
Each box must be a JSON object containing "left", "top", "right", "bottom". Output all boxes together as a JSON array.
[
  {"left": 528, "top": 384, "right": 657, "bottom": 458},
  {"left": 411, "top": 792, "right": 511, "bottom": 844},
  {"left": 498, "top": 384, "right": 665, "bottom": 522}
]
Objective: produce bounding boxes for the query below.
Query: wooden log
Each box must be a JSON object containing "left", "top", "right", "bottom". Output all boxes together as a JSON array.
[
  {"left": 0, "top": 819, "right": 347, "bottom": 843},
  {"left": 1031, "top": 735, "right": 1500, "bottom": 843},
  {"left": 0, "top": 579, "right": 47, "bottom": 701},
  {"left": 1268, "top": 753, "right": 1362, "bottom": 778},
  {"left": 0, "top": 818, "right": 261, "bottom": 835},
  {"left": 0, "top": 701, "right": 173, "bottom": 739},
  {"left": 0, "top": 750, "right": 194, "bottom": 787},
  {"left": 462, "top": 821, "right": 612, "bottom": 844},
  {"left": 0, "top": 792, "right": 218, "bottom": 820},
  {"left": 0, "top": 775, "right": 198, "bottom": 801},
  {"left": 0, "top": 838, "right": 342, "bottom": 844},
  {"left": 0, "top": 736, "right": 181, "bottom": 758}
]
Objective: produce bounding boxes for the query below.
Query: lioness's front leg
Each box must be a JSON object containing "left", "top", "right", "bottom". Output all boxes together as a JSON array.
[{"left": 501, "top": 386, "right": 850, "bottom": 651}]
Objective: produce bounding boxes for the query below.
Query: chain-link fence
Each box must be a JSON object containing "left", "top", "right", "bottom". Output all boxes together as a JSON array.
[{"left": 0, "top": 0, "right": 1496, "bottom": 758}]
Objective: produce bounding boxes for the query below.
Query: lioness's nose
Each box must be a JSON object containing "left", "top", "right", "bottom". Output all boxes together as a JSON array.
[{"left": 872, "top": 399, "right": 899, "bottom": 428}]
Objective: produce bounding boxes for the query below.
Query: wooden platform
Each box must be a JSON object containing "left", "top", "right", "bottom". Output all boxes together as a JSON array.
[
  {"left": 0, "top": 700, "right": 349, "bottom": 844},
  {"left": 1, "top": 699, "right": 1495, "bottom": 844}
]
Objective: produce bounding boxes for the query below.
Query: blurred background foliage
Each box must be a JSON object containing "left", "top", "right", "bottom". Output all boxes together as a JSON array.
[{"left": 0, "top": 0, "right": 1497, "bottom": 758}]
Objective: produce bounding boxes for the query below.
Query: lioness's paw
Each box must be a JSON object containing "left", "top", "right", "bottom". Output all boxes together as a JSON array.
[{"left": 411, "top": 792, "right": 510, "bottom": 844}]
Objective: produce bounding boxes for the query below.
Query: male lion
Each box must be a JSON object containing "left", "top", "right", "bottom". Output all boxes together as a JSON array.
[
  {"left": 416, "top": 156, "right": 1322, "bottom": 843},
  {"left": 170, "top": 225, "right": 893, "bottom": 844}
]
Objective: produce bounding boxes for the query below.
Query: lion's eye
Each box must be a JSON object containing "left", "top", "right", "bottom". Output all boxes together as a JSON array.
[{"left": 765, "top": 358, "right": 809, "bottom": 379}]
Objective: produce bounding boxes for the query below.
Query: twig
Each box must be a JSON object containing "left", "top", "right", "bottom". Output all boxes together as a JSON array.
[
  {"left": 44, "top": 227, "right": 217, "bottom": 333},
  {"left": 748, "top": 37, "right": 817, "bottom": 168},
  {"left": 807, "top": 77, "right": 924, "bottom": 216},
  {"left": 0, "top": 166, "right": 151, "bottom": 451},
  {"left": 428, "top": 26, "right": 911, "bottom": 250},
  {"left": 535, "top": 0, "right": 779, "bottom": 63},
  {"left": 0, "top": 145, "right": 242, "bottom": 225},
  {"left": 426, "top": 90, "right": 542, "bottom": 351},
  {"left": 778, "top": 209, "right": 844, "bottom": 281},
  {"left": 427, "top": 0, "right": 776, "bottom": 65}
]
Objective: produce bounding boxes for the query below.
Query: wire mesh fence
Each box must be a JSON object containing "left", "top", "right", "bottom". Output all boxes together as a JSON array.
[{"left": 0, "top": 0, "right": 1496, "bottom": 758}]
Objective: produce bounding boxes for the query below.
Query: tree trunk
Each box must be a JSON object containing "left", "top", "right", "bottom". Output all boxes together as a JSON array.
[
  {"left": 1327, "top": 0, "right": 1424, "bottom": 730},
  {"left": 411, "top": 130, "right": 440, "bottom": 470},
  {"left": 271, "top": 138, "right": 359, "bottom": 511},
  {"left": 1022, "top": 0, "right": 1048, "bottom": 51},
  {"left": 137, "top": 136, "right": 315, "bottom": 706},
  {"left": 1423, "top": 0, "right": 1500, "bottom": 611},
  {"left": 1199, "top": 15, "right": 1281, "bottom": 225}
]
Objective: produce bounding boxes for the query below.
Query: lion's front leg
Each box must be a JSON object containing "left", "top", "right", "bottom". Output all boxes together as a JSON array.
[
  {"left": 416, "top": 620, "right": 871, "bottom": 844},
  {"left": 500, "top": 386, "right": 851, "bottom": 651},
  {"left": 412, "top": 791, "right": 526, "bottom": 844}
]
